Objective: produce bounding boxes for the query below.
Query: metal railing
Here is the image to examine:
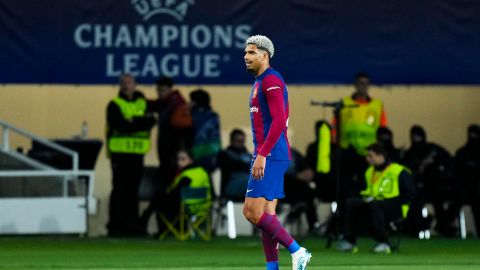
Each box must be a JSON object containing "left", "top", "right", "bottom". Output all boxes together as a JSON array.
[
  {"left": 0, "top": 119, "right": 78, "bottom": 171},
  {"left": 0, "top": 170, "right": 95, "bottom": 199},
  {"left": 0, "top": 120, "right": 97, "bottom": 235},
  {"left": 0, "top": 119, "right": 95, "bottom": 201}
]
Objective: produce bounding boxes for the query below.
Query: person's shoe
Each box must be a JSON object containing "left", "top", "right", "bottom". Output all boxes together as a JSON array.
[
  {"left": 336, "top": 240, "right": 358, "bottom": 253},
  {"left": 291, "top": 247, "right": 312, "bottom": 270},
  {"left": 372, "top": 242, "right": 391, "bottom": 254}
]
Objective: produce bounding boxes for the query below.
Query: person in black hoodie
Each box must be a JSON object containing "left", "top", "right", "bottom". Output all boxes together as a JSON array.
[
  {"left": 403, "top": 125, "right": 454, "bottom": 236},
  {"left": 376, "top": 127, "right": 401, "bottom": 162},
  {"left": 447, "top": 124, "right": 480, "bottom": 235},
  {"left": 284, "top": 148, "right": 319, "bottom": 234},
  {"left": 106, "top": 74, "right": 156, "bottom": 237}
]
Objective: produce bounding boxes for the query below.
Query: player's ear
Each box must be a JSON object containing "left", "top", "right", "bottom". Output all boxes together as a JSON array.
[{"left": 263, "top": 51, "right": 269, "bottom": 61}]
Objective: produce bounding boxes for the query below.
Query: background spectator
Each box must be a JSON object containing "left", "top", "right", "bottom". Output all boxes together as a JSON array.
[
  {"left": 165, "top": 149, "right": 212, "bottom": 209},
  {"left": 305, "top": 120, "right": 335, "bottom": 202},
  {"left": 377, "top": 127, "right": 402, "bottom": 162},
  {"left": 284, "top": 148, "right": 319, "bottom": 234},
  {"left": 190, "top": 89, "right": 221, "bottom": 174},
  {"left": 106, "top": 74, "right": 156, "bottom": 237},
  {"left": 217, "top": 129, "right": 252, "bottom": 201},
  {"left": 153, "top": 149, "right": 212, "bottom": 236},
  {"left": 141, "top": 77, "right": 193, "bottom": 233},
  {"left": 336, "top": 143, "right": 415, "bottom": 254},
  {"left": 333, "top": 73, "right": 389, "bottom": 222},
  {"left": 447, "top": 124, "right": 480, "bottom": 235},
  {"left": 403, "top": 125, "right": 454, "bottom": 236},
  {"left": 149, "top": 76, "right": 193, "bottom": 183}
]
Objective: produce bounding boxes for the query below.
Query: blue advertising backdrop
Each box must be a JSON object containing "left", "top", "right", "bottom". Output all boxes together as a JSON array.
[{"left": 1, "top": 0, "right": 479, "bottom": 84}]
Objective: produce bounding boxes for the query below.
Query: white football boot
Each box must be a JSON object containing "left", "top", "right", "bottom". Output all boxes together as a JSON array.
[{"left": 291, "top": 247, "right": 312, "bottom": 270}]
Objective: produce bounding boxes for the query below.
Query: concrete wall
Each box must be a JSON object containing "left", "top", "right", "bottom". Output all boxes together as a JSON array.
[{"left": 1, "top": 84, "right": 479, "bottom": 235}]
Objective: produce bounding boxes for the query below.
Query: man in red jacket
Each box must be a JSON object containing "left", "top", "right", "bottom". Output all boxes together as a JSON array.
[{"left": 141, "top": 77, "right": 193, "bottom": 234}]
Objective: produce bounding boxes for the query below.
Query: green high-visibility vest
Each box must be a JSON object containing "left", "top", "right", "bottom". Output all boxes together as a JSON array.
[
  {"left": 316, "top": 123, "right": 331, "bottom": 174},
  {"left": 107, "top": 96, "right": 151, "bottom": 154},
  {"left": 361, "top": 163, "right": 410, "bottom": 218},
  {"left": 168, "top": 166, "right": 212, "bottom": 205},
  {"left": 339, "top": 97, "right": 382, "bottom": 156}
]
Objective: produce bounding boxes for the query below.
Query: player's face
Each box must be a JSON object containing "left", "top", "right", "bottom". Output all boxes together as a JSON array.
[
  {"left": 366, "top": 151, "right": 385, "bottom": 166},
  {"left": 244, "top": 44, "right": 267, "bottom": 74}
]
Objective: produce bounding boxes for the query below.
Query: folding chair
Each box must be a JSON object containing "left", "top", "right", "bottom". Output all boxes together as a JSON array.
[{"left": 159, "top": 187, "right": 212, "bottom": 241}]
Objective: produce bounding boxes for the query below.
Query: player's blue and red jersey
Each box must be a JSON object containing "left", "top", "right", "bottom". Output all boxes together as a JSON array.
[{"left": 249, "top": 67, "right": 291, "bottom": 160}]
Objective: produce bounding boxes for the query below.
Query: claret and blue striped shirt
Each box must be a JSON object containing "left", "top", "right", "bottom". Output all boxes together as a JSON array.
[{"left": 249, "top": 67, "right": 291, "bottom": 161}]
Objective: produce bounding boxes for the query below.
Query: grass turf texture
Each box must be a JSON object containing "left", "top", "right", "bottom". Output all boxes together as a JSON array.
[{"left": 0, "top": 237, "right": 479, "bottom": 269}]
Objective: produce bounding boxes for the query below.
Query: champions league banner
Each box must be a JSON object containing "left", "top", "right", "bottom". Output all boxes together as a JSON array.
[{"left": 0, "top": 0, "right": 479, "bottom": 84}]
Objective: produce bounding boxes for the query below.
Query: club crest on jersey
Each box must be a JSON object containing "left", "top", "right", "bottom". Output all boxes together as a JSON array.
[{"left": 252, "top": 85, "right": 258, "bottom": 99}]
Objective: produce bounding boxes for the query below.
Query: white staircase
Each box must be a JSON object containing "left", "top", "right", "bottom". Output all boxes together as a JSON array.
[{"left": 0, "top": 120, "right": 96, "bottom": 235}]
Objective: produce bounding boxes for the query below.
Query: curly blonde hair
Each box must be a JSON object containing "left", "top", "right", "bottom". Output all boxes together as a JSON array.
[{"left": 245, "top": 35, "right": 275, "bottom": 58}]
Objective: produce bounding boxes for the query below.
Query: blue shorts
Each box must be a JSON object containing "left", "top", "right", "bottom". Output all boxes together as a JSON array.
[{"left": 245, "top": 159, "right": 291, "bottom": 201}]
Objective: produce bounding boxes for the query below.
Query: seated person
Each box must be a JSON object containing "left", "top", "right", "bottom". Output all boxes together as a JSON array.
[
  {"left": 337, "top": 143, "right": 415, "bottom": 254},
  {"left": 217, "top": 129, "right": 252, "bottom": 201},
  {"left": 158, "top": 149, "right": 211, "bottom": 228},
  {"left": 403, "top": 125, "right": 453, "bottom": 236},
  {"left": 448, "top": 124, "right": 480, "bottom": 235},
  {"left": 167, "top": 148, "right": 211, "bottom": 200},
  {"left": 376, "top": 127, "right": 401, "bottom": 162},
  {"left": 284, "top": 148, "right": 319, "bottom": 234}
]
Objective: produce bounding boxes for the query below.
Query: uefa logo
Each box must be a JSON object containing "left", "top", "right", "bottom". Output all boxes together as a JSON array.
[{"left": 131, "top": 0, "right": 194, "bottom": 22}]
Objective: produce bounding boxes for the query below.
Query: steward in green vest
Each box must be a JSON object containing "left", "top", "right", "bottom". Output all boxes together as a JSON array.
[
  {"left": 361, "top": 161, "right": 412, "bottom": 219},
  {"left": 106, "top": 74, "right": 156, "bottom": 237},
  {"left": 166, "top": 149, "right": 212, "bottom": 212},
  {"left": 335, "top": 72, "right": 387, "bottom": 156},
  {"left": 107, "top": 87, "right": 155, "bottom": 155},
  {"left": 336, "top": 143, "right": 416, "bottom": 254},
  {"left": 339, "top": 96, "right": 383, "bottom": 156}
]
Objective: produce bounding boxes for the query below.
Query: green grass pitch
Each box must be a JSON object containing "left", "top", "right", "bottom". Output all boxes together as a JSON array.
[{"left": 0, "top": 236, "right": 479, "bottom": 269}]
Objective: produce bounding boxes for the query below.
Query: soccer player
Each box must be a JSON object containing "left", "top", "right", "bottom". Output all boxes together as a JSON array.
[{"left": 242, "top": 35, "right": 312, "bottom": 270}]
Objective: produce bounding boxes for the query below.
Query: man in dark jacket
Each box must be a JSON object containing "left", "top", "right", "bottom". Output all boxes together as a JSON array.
[
  {"left": 403, "top": 125, "right": 454, "bottom": 236},
  {"left": 106, "top": 74, "right": 156, "bottom": 236},
  {"left": 284, "top": 148, "right": 319, "bottom": 234},
  {"left": 448, "top": 124, "right": 480, "bottom": 235},
  {"left": 189, "top": 89, "right": 221, "bottom": 174},
  {"left": 141, "top": 77, "right": 192, "bottom": 230},
  {"left": 217, "top": 129, "right": 252, "bottom": 201},
  {"left": 149, "top": 77, "right": 193, "bottom": 184},
  {"left": 376, "top": 127, "right": 401, "bottom": 162}
]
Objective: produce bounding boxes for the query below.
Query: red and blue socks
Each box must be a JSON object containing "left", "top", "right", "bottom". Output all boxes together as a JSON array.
[
  {"left": 256, "top": 213, "right": 301, "bottom": 258},
  {"left": 262, "top": 230, "right": 279, "bottom": 270}
]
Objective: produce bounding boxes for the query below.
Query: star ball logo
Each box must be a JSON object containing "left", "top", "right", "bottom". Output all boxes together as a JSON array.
[
  {"left": 73, "top": 0, "right": 252, "bottom": 81},
  {"left": 131, "top": 0, "right": 194, "bottom": 21}
]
